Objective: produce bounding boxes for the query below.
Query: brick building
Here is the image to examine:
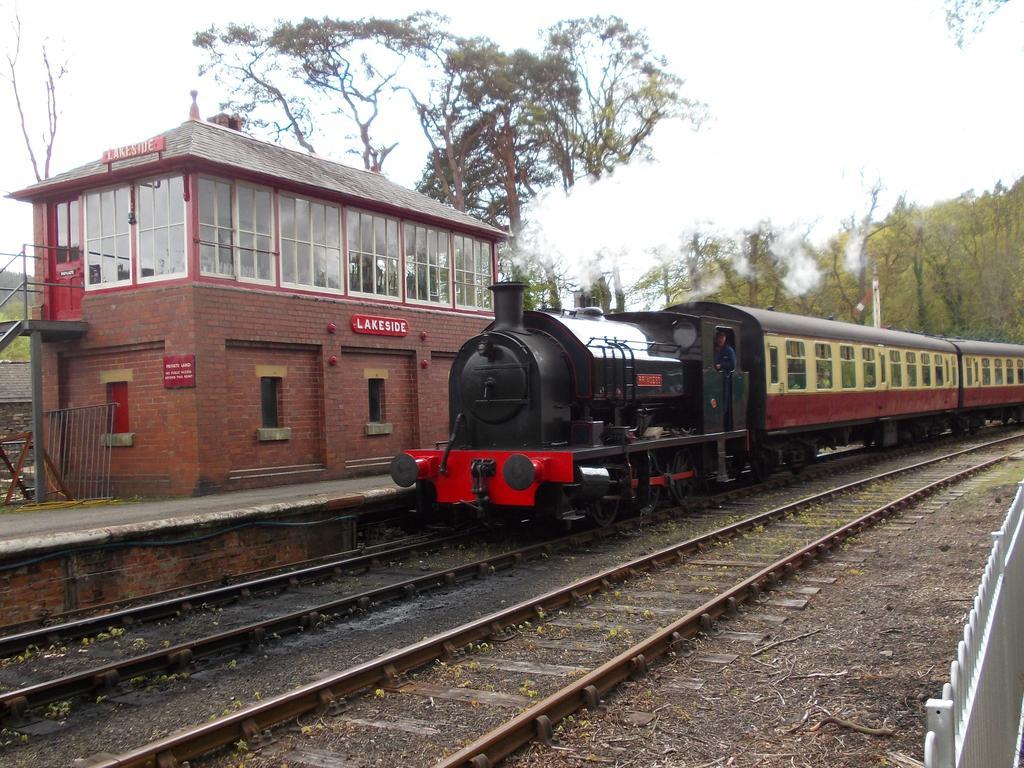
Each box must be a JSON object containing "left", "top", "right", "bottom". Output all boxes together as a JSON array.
[{"left": 11, "top": 106, "right": 503, "bottom": 497}]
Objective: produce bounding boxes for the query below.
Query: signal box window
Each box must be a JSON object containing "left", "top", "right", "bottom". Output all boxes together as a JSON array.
[
  {"left": 348, "top": 210, "right": 400, "bottom": 299},
  {"left": 280, "top": 195, "right": 342, "bottom": 291},
  {"left": 814, "top": 344, "right": 832, "bottom": 389},
  {"left": 906, "top": 352, "right": 918, "bottom": 387},
  {"left": 137, "top": 175, "right": 186, "bottom": 280},
  {"left": 85, "top": 186, "right": 131, "bottom": 286},
  {"left": 889, "top": 350, "right": 902, "bottom": 388},
  {"left": 199, "top": 178, "right": 274, "bottom": 282},
  {"left": 453, "top": 235, "right": 493, "bottom": 310},
  {"left": 260, "top": 377, "right": 282, "bottom": 428},
  {"left": 840, "top": 345, "right": 856, "bottom": 389},
  {"left": 55, "top": 200, "right": 81, "bottom": 264},
  {"left": 368, "top": 378, "right": 385, "bottom": 423},
  {"left": 785, "top": 340, "right": 806, "bottom": 390},
  {"left": 405, "top": 224, "right": 451, "bottom": 305},
  {"left": 862, "top": 347, "right": 876, "bottom": 388}
]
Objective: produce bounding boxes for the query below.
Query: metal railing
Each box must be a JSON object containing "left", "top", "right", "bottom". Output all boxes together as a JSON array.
[
  {"left": 924, "top": 477, "right": 1024, "bottom": 768},
  {"left": 45, "top": 403, "right": 116, "bottom": 501}
]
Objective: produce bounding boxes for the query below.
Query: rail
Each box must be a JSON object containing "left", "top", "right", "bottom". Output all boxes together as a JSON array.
[{"left": 924, "top": 477, "right": 1024, "bottom": 768}]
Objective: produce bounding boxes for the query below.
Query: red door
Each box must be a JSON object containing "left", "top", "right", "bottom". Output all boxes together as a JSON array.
[{"left": 48, "top": 200, "right": 83, "bottom": 320}]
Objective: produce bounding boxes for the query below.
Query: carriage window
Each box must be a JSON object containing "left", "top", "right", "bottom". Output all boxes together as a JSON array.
[
  {"left": 814, "top": 343, "right": 832, "bottom": 389},
  {"left": 880, "top": 351, "right": 886, "bottom": 383},
  {"left": 965, "top": 358, "right": 972, "bottom": 386},
  {"left": 982, "top": 358, "right": 991, "bottom": 385},
  {"left": 862, "top": 347, "right": 876, "bottom": 388},
  {"left": 906, "top": 352, "right": 918, "bottom": 387},
  {"left": 995, "top": 358, "right": 1004, "bottom": 385},
  {"left": 921, "top": 353, "right": 932, "bottom": 386},
  {"left": 785, "top": 340, "right": 806, "bottom": 390},
  {"left": 840, "top": 345, "right": 856, "bottom": 389},
  {"left": 1018, "top": 360, "right": 1023, "bottom": 384},
  {"left": 1007, "top": 359, "right": 1014, "bottom": 383},
  {"left": 889, "top": 350, "right": 902, "bottom": 387},
  {"left": 935, "top": 358, "right": 944, "bottom": 386},
  {"left": 768, "top": 346, "right": 779, "bottom": 385}
]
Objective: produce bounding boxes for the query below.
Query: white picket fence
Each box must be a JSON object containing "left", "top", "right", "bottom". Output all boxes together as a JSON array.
[{"left": 924, "top": 478, "right": 1024, "bottom": 768}]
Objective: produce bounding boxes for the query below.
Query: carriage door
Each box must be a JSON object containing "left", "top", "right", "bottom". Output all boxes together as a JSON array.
[{"left": 47, "top": 200, "right": 83, "bottom": 320}]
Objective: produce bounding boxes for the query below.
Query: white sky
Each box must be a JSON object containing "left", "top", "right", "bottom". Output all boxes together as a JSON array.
[{"left": 0, "top": 0, "right": 1021, "bottom": 274}]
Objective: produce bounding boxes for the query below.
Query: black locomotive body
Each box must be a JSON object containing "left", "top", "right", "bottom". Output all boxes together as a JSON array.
[{"left": 391, "top": 283, "right": 750, "bottom": 524}]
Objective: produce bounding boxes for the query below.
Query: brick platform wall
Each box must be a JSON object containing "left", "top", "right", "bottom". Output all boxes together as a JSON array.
[{"left": 0, "top": 511, "right": 357, "bottom": 625}]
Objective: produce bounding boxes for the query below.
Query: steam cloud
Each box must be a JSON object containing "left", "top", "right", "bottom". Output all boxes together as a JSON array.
[{"left": 515, "top": 118, "right": 880, "bottom": 309}]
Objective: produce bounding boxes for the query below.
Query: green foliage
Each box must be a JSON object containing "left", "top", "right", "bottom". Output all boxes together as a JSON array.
[
  {"left": 0, "top": 297, "right": 28, "bottom": 361},
  {"left": 629, "top": 175, "right": 1024, "bottom": 344}
]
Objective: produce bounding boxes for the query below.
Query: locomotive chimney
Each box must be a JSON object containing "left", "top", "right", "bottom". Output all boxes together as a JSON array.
[{"left": 490, "top": 282, "right": 526, "bottom": 334}]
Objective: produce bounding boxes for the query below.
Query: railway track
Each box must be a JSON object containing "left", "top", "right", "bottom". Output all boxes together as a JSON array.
[
  {"left": 0, "top": 432, "right": 992, "bottom": 731},
  {"left": 38, "top": 431, "right": 1019, "bottom": 768},
  {"left": 0, "top": 434, "right": 890, "bottom": 665}
]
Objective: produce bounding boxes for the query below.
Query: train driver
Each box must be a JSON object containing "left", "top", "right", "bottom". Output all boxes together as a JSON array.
[{"left": 714, "top": 330, "right": 736, "bottom": 431}]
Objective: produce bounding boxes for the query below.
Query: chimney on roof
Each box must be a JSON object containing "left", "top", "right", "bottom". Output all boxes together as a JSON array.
[
  {"left": 208, "top": 112, "right": 245, "bottom": 132},
  {"left": 189, "top": 90, "right": 200, "bottom": 121}
]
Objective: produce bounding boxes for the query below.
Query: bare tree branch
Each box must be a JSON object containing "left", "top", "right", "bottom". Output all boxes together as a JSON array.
[{"left": 5, "top": 11, "right": 65, "bottom": 182}]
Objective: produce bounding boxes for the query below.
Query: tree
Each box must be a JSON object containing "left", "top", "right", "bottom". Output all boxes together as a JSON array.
[
  {"left": 5, "top": 11, "right": 65, "bottom": 183},
  {"left": 945, "top": 0, "right": 1010, "bottom": 47},
  {"left": 194, "top": 23, "right": 318, "bottom": 153},
  {"left": 195, "top": 14, "right": 440, "bottom": 171},
  {"left": 542, "top": 15, "right": 702, "bottom": 189}
]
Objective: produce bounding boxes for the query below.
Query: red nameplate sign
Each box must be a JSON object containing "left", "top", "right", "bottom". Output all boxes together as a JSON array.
[
  {"left": 163, "top": 354, "right": 196, "bottom": 388},
  {"left": 351, "top": 315, "right": 408, "bottom": 337},
  {"left": 102, "top": 136, "right": 166, "bottom": 163},
  {"left": 636, "top": 374, "right": 663, "bottom": 387}
]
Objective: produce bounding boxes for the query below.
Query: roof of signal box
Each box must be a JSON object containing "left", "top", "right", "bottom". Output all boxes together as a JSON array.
[{"left": 10, "top": 117, "right": 506, "bottom": 239}]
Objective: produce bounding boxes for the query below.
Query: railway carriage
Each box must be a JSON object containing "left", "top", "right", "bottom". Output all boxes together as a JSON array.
[
  {"left": 953, "top": 340, "right": 1024, "bottom": 426},
  {"left": 674, "top": 303, "right": 964, "bottom": 470},
  {"left": 391, "top": 284, "right": 1024, "bottom": 524}
]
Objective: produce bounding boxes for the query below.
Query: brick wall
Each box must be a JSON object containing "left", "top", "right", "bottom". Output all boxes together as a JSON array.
[
  {"left": 0, "top": 511, "right": 357, "bottom": 625},
  {"left": 41, "top": 283, "right": 489, "bottom": 496}
]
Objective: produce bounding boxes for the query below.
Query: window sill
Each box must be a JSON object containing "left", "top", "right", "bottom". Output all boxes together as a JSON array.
[
  {"left": 257, "top": 427, "right": 292, "bottom": 442},
  {"left": 101, "top": 433, "right": 134, "bottom": 447},
  {"left": 364, "top": 422, "right": 393, "bottom": 436}
]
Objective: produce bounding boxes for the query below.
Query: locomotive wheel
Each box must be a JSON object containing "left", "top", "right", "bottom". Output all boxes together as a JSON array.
[
  {"left": 646, "top": 452, "right": 663, "bottom": 511},
  {"left": 668, "top": 449, "right": 693, "bottom": 505},
  {"left": 588, "top": 497, "right": 619, "bottom": 527}
]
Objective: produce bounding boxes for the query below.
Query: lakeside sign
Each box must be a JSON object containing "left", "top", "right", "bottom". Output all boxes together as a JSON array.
[
  {"left": 351, "top": 315, "right": 409, "bottom": 337},
  {"left": 101, "top": 136, "right": 167, "bottom": 163}
]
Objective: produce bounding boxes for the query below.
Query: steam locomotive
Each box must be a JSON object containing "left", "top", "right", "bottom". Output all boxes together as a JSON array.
[{"left": 390, "top": 282, "right": 1024, "bottom": 524}]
